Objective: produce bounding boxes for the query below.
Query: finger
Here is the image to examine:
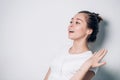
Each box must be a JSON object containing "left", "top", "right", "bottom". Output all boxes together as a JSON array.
[
  {"left": 94, "top": 49, "right": 105, "bottom": 57},
  {"left": 98, "top": 49, "right": 108, "bottom": 61},
  {"left": 97, "top": 62, "right": 106, "bottom": 67},
  {"left": 93, "top": 52, "right": 97, "bottom": 56},
  {"left": 98, "top": 49, "right": 106, "bottom": 56},
  {"left": 99, "top": 49, "right": 107, "bottom": 57}
]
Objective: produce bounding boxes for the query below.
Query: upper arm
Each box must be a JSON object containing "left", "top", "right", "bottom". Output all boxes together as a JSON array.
[
  {"left": 83, "top": 70, "right": 95, "bottom": 80},
  {"left": 44, "top": 67, "right": 51, "bottom": 80}
]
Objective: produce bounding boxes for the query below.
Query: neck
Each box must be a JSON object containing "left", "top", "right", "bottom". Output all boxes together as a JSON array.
[{"left": 70, "top": 39, "right": 89, "bottom": 54}]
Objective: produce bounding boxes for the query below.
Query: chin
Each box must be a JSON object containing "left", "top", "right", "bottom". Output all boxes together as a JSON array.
[{"left": 68, "top": 36, "right": 77, "bottom": 40}]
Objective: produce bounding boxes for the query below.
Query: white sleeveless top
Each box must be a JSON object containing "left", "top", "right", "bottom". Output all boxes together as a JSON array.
[{"left": 48, "top": 50, "right": 98, "bottom": 80}]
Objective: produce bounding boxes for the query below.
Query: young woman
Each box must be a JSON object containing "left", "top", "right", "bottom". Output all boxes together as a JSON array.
[{"left": 44, "top": 11, "right": 108, "bottom": 80}]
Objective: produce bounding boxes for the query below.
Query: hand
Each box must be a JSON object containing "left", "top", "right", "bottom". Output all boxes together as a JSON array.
[
  {"left": 88, "top": 49, "right": 108, "bottom": 68},
  {"left": 70, "top": 49, "right": 107, "bottom": 80}
]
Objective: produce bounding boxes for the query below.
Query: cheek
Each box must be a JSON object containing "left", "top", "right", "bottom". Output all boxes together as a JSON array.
[{"left": 75, "top": 26, "right": 86, "bottom": 34}]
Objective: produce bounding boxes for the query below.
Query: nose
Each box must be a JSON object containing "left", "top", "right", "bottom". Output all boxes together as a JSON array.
[
  {"left": 68, "top": 24, "right": 73, "bottom": 31},
  {"left": 69, "top": 23, "right": 74, "bottom": 28}
]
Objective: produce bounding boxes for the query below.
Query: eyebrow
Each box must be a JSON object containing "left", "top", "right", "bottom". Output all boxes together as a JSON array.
[{"left": 71, "top": 18, "right": 83, "bottom": 22}]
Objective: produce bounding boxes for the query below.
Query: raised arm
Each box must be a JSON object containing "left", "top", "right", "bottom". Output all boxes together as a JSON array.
[
  {"left": 70, "top": 49, "right": 107, "bottom": 80},
  {"left": 44, "top": 67, "right": 51, "bottom": 80}
]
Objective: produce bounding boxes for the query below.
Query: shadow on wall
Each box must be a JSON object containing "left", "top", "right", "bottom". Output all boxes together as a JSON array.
[
  {"left": 89, "top": 20, "right": 108, "bottom": 52},
  {"left": 93, "top": 67, "right": 117, "bottom": 80},
  {"left": 89, "top": 20, "right": 117, "bottom": 80}
]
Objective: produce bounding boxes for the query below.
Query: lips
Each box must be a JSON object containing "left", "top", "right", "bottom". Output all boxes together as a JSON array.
[{"left": 69, "top": 30, "right": 74, "bottom": 33}]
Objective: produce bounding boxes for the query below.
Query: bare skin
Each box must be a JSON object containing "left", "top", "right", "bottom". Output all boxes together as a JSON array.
[
  {"left": 68, "top": 13, "right": 96, "bottom": 80},
  {"left": 44, "top": 13, "right": 107, "bottom": 80},
  {"left": 44, "top": 49, "right": 107, "bottom": 80},
  {"left": 44, "top": 68, "right": 51, "bottom": 80},
  {"left": 70, "top": 49, "right": 107, "bottom": 80}
]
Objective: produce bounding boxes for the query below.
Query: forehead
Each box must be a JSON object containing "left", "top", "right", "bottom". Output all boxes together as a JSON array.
[{"left": 72, "top": 13, "right": 87, "bottom": 21}]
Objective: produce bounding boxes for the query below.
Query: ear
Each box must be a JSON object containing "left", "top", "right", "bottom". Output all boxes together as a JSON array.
[{"left": 87, "top": 29, "right": 93, "bottom": 35}]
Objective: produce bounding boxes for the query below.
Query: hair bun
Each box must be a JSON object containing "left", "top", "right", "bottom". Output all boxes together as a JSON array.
[
  {"left": 92, "top": 12, "right": 103, "bottom": 23},
  {"left": 78, "top": 10, "right": 103, "bottom": 42}
]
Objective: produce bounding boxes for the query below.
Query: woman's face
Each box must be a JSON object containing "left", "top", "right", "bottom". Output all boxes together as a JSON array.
[{"left": 68, "top": 13, "right": 92, "bottom": 41}]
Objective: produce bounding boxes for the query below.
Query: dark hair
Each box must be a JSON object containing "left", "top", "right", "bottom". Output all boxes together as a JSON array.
[{"left": 78, "top": 10, "right": 103, "bottom": 42}]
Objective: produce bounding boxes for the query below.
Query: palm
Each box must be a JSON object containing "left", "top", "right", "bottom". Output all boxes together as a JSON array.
[{"left": 90, "top": 49, "right": 107, "bottom": 68}]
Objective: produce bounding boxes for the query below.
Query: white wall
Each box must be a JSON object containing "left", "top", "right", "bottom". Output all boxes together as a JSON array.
[{"left": 0, "top": 0, "right": 120, "bottom": 80}]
